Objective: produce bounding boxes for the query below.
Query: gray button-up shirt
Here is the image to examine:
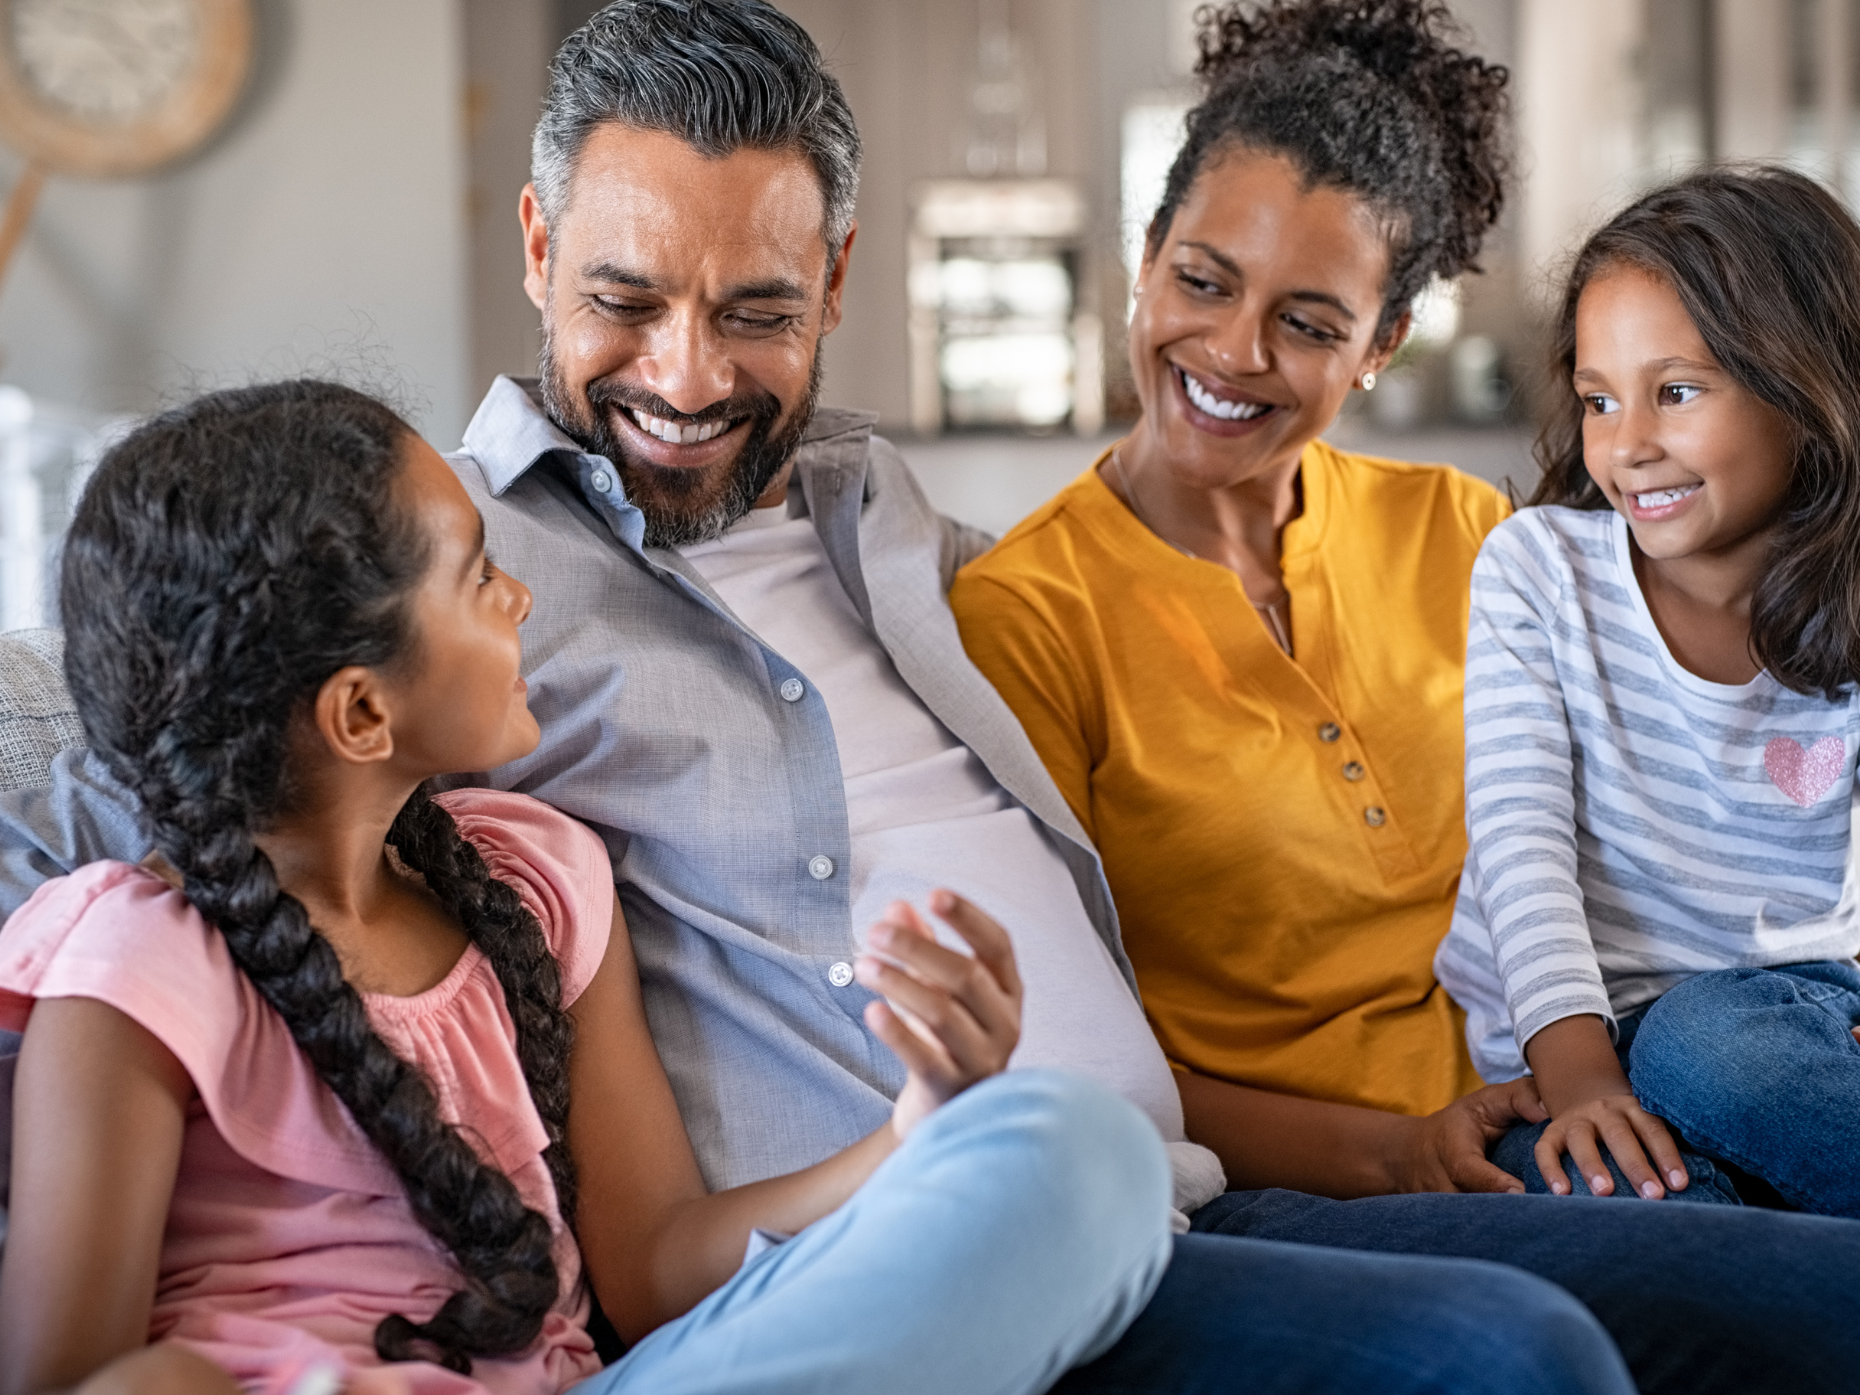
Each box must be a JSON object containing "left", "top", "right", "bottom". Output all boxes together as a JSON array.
[{"left": 0, "top": 378, "right": 1133, "bottom": 1191}]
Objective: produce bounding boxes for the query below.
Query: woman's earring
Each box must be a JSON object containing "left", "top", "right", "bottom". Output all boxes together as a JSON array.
[{"left": 1359, "top": 371, "right": 1377, "bottom": 391}]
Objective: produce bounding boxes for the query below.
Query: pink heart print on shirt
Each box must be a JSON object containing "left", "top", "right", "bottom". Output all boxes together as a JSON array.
[{"left": 1764, "top": 736, "right": 1847, "bottom": 807}]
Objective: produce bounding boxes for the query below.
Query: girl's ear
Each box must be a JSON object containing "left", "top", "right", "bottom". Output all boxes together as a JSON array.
[{"left": 312, "top": 666, "right": 396, "bottom": 766}]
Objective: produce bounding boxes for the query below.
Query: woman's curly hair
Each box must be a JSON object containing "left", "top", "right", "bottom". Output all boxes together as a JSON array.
[
  {"left": 1148, "top": 0, "right": 1511, "bottom": 341},
  {"left": 1530, "top": 166, "right": 1860, "bottom": 700},
  {"left": 59, "top": 380, "right": 577, "bottom": 1372}
]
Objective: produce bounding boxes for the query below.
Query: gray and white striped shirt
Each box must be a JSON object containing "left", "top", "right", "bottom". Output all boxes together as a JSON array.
[{"left": 1435, "top": 506, "right": 1860, "bottom": 1082}]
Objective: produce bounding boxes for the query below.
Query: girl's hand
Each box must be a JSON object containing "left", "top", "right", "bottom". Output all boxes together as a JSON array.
[
  {"left": 854, "top": 890, "right": 1022, "bottom": 1140},
  {"left": 1523, "top": 1015, "right": 1688, "bottom": 1200},
  {"left": 1535, "top": 1092, "right": 1688, "bottom": 1199},
  {"left": 1395, "top": 1077, "right": 1548, "bottom": 1194}
]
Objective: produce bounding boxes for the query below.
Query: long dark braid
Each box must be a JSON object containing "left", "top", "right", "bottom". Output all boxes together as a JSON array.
[
  {"left": 388, "top": 787, "right": 577, "bottom": 1226},
  {"left": 59, "top": 381, "right": 578, "bottom": 1371}
]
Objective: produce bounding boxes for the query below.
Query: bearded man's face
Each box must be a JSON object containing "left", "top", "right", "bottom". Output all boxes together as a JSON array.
[
  {"left": 539, "top": 322, "right": 822, "bottom": 547},
  {"left": 519, "top": 124, "right": 851, "bottom": 547}
]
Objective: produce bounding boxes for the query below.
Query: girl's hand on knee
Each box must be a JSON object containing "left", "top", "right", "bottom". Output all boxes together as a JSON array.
[
  {"left": 1536, "top": 1095, "right": 1687, "bottom": 1199},
  {"left": 855, "top": 890, "right": 1023, "bottom": 1140},
  {"left": 1525, "top": 1015, "right": 1688, "bottom": 1200}
]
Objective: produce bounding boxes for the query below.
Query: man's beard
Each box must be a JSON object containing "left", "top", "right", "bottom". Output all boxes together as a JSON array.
[{"left": 539, "top": 329, "right": 822, "bottom": 549}]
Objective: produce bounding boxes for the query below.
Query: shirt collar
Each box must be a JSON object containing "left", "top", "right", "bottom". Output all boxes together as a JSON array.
[{"left": 459, "top": 376, "right": 582, "bottom": 497}]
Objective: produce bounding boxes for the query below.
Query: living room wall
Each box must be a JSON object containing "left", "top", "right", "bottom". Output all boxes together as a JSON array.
[{"left": 0, "top": 0, "right": 473, "bottom": 446}]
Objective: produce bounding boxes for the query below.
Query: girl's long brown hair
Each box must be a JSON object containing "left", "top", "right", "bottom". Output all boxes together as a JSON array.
[{"left": 1531, "top": 165, "right": 1860, "bottom": 699}]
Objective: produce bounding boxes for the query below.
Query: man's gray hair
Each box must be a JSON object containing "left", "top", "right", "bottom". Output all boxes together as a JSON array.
[{"left": 532, "top": 0, "right": 862, "bottom": 264}]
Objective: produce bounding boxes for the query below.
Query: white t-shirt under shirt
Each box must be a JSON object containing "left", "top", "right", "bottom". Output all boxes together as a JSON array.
[{"left": 681, "top": 503, "right": 1193, "bottom": 1152}]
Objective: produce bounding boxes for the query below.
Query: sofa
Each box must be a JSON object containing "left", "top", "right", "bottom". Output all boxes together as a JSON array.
[
  {"left": 0, "top": 628, "right": 80, "bottom": 792},
  {"left": 0, "top": 626, "right": 86, "bottom": 1249}
]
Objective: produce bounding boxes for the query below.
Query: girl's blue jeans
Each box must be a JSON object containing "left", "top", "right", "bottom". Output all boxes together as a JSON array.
[{"left": 1494, "top": 959, "right": 1860, "bottom": 1216}]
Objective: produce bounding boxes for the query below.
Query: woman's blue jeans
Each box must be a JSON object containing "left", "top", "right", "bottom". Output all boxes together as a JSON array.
[
  {"left": 1494, "top": 960, "right": 1860, "bottom": 1216},
  {"left": 1191, "top": 1186, "right": 1860, "bottom": 1394},
  {"left": 577, "top": 1069, "right": 1634, "bottom": 1395}
]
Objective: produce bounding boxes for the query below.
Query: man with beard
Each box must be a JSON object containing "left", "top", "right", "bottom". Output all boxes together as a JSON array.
[{"left": 4, "top": 4, "right": 1860, "bottom": 1393}]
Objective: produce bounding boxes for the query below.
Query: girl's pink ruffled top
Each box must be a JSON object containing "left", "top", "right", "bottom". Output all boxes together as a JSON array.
[{"left": 0, "top": 789, "right": 612, "bottom": 1395}]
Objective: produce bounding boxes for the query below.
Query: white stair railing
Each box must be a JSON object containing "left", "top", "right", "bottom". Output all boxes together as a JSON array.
[{"left": 0, "top": 387, "right": 119, "bottom": 632}]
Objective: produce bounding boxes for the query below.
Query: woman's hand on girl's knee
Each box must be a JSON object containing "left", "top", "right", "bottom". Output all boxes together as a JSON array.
[
  {"left": 1403, "top": 1077, "right": 1548, "bottom": 1194},
  {"left": 855, "top": 890, "right": 1023, "bottom": 1140},
  {"left": 1534, "top": 1096, "right": 1688, "bottom": 1199}
]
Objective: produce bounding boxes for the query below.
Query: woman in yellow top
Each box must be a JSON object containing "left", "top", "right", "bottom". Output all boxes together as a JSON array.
[
  {"left": 948, "top": 8, "right": 1860, "bottom": 1389},
  {"left": 954, "top": 0, "right": 1538, "bottom": 1200}
]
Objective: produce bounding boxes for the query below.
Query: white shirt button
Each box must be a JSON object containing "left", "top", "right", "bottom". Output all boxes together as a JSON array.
[
  {"left": 808, "top": 854, "right": 835, "bottom": 880},
  {"left": 828, "top": 961, "right": 855, "bottom": 987},
  {"left": 780, "top": 678, "right": 805, "bottom": 702},
  {"left": 590, "top": 469, "right": 613, "bottom": 494}
]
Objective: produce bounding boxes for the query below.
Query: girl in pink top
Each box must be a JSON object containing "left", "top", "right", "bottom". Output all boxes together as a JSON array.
[{"left": 0, "top": 382, "right": 1171, "bottom": 1395}]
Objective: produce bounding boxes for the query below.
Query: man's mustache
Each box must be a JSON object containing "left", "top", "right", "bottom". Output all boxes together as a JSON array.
[{"left": 586, "top": 378, "right": 781, "bottom": 427}]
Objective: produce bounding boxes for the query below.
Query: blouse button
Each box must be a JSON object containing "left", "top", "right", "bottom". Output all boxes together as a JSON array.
[
  {"left": 828, "top": 961, "right": 855, "bottom": 987},
  {"left": 1364, "top": 806, "right": 1387, "bottom": 828},
  {"left": 1343, "top": 761, "right": 1365, "bottom": 782},
  {"left": 1318, "top": 722, "right": 1342, "bottom": 743},
  {"left": 779, "top": 678, "right": 806, "bottom": 702},
  {"left": 809, "top": 854, "right": 836, "bottom": 880}
]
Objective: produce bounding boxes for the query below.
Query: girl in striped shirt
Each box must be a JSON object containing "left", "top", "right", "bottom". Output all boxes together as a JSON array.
[{"left": 1436, "top": 167, "right": 1860, "bottom": 1218}]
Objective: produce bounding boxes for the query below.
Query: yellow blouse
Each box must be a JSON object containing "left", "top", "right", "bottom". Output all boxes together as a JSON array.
[{"left": 951, "top": 439, "right": 1508, "bottom": 1116}]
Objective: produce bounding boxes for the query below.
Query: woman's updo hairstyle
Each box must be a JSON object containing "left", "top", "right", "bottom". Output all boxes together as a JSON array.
[
  {"left": 1149, "top": 0, "right": 1510, "bottom": 341},
  {"left": 60, "top": 380, "right": 577, "bottom": 1372}
]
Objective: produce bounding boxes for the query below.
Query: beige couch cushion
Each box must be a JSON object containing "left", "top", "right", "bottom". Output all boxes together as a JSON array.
[
  {"left": 0, "top": 629, "right": 82, "bottom": 794},
  {"left": 0, "top": 628, "right": 77, "bottom": 1241}
]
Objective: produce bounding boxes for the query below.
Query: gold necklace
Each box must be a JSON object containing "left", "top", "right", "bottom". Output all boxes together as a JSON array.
[{"left": 1110, "top": 447, "right": 1293, "bottom": 655}]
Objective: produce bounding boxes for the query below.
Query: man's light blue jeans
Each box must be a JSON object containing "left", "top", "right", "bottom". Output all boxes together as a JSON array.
[{"left": 577, "top": 1070, "right": 1175, "bottom": 1395}]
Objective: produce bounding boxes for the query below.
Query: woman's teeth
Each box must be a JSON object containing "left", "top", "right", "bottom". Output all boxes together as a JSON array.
[
  {"left": 631, "top": 410, "right": 733, "bottom": 444},
  {"left": 1182, "top": 370, "right": 1270, "bottom": 421},
  {"left": 1634, "top": 484, "right": 1700, "bottom": 509}
]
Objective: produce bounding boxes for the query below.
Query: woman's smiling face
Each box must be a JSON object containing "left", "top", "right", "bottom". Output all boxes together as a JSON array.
[{"left": 1127, "top": 147, "right": 1399, "bottom": 486}]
